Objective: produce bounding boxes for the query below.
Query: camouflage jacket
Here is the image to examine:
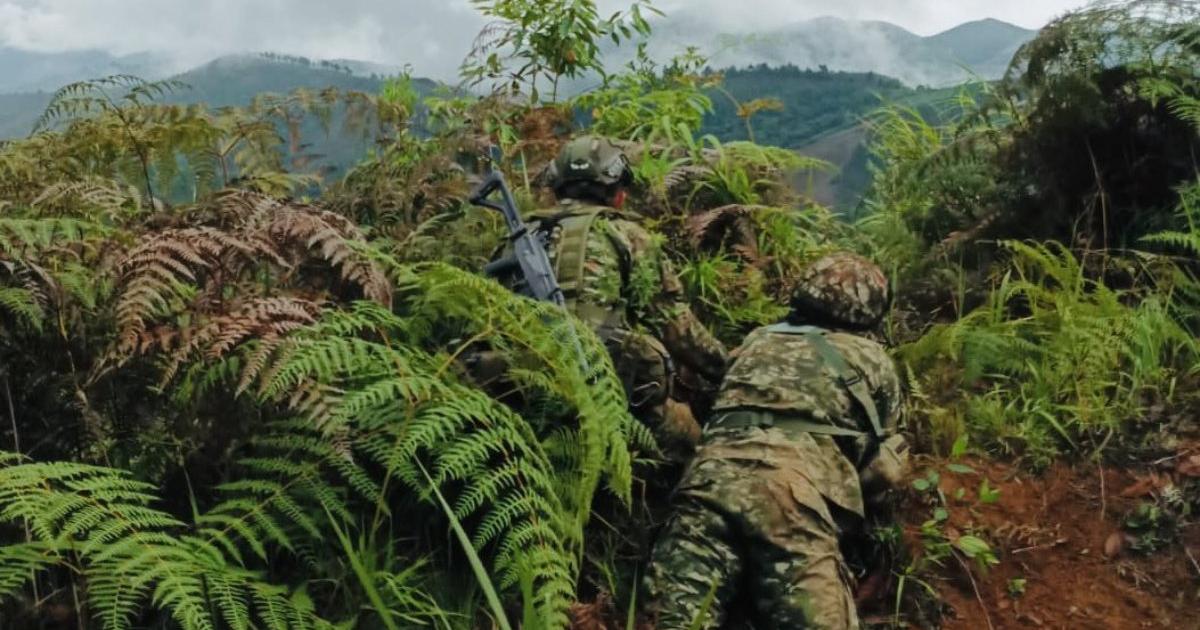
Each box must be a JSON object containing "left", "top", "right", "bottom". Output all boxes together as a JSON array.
[
  {"left": 518, "top": 200, "right": 729, "bottom": 382},
  {"left": 696, "top": 324, "right": 902, "bottom": 516},
  {"left": 712, "top": 325, "right": 902, "bottom": 465}
]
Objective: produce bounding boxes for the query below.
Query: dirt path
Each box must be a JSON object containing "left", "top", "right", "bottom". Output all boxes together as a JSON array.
[{"left": 895, "top": 459, "right": 1200, "bottom": 629}]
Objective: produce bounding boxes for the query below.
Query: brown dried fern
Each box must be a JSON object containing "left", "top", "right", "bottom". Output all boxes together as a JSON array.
[
  {"left": 147, "top": 296, "right": 324, "bottom": 384},
  {"left": 114, "top": 226, "right": 284, "bottom": 354},
  {"left": 686, "top": 204, "right": 762, "bottom": 262}
]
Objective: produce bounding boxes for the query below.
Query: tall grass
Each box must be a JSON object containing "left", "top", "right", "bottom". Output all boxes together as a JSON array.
[{"left": 900, "top": 241, "right": 1198, "bottom": 465}]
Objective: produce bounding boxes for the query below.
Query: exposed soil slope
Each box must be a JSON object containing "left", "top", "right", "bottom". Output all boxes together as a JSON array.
[{"left": 896, "top": 458, "right": 1200, "bottom": 630}]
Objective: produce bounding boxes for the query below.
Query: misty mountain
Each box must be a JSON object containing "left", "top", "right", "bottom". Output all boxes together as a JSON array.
[
  {"left": 0, "top": 54, "right": 438, "bottom": 139},
  {"left": 638, "top": 15, "right": 1036, "bottom": 87},
  {"left": 164, "top": 55, "right": 403, "bottom": 107},
  {"left": 0, "top": 46, "right": 179, "bottom": 94},
  {"left": 925, "top": 18, "right": 1034, "bottom": 79}
]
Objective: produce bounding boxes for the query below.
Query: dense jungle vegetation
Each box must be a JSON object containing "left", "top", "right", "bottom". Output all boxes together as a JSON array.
[{"left": 0, "top": 0, "right": 1197, "bottom": 628}]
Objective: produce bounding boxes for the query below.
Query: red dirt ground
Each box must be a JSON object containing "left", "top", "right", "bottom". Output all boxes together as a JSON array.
[
  {"left": 894, "top": 456, "right": 1200, "bottom": 630},
  {"left": 572, "top": 451, "right": 1200, "bottom": 629}
]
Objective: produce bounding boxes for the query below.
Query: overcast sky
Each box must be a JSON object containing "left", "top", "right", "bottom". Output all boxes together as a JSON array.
[{"left": 0, "top": 0, "right": 1090, "bottom": 80}]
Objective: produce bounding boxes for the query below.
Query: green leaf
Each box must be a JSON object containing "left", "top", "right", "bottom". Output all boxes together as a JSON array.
[
  {"left": 947, "top": 464, "right": 976, "bottom": 475},
  {"left": 950, "top": 433, "right": 970, "bottom": 458},
  {"left": 954, "top": 535, "right": 994, "bottom": 561},
  {"left": 418, "top": 461, "right": 514, "bottom": 630},
  {"left": 979, "top": 479, "right": 1001, "bottom": 504}
]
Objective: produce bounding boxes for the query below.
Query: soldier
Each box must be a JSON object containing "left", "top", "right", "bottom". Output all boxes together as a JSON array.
[
  {"left": 644, "top": 252, "right": 910, "bottom": 629},
  {"left": 490, "top": 135, "right": 729, "bottom": 453}
]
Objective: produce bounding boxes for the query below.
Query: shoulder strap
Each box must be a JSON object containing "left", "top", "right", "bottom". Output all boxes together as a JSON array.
[
  {"left": 553, "top": 209, "right": 607, "bottom": 311},
  {"left": 766, "top": 324, "right": 886, "bottom": 439},
  {"left": 805, "top": 331, "right": 886, "bottom": 439},
  {"left": 765, "top": 323, "right": 824, "bottom": 335}
]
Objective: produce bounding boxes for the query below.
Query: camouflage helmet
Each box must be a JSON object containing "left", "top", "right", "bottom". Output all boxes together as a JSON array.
[
  {"left": 791, "top": 252, "right": 890, "bottom": 329},
  {"left": 546, "top": 136, "right": 632, "bottom": 193}
]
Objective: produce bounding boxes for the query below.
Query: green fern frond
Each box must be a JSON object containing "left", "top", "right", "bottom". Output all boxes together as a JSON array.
[{"left": 0, "top": 454, "right": 331, "bottom": 630}]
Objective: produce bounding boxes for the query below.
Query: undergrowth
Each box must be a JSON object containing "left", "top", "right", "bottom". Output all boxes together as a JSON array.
[{"left": 0, "top": 0, "right": 1198, "bottom": 627}]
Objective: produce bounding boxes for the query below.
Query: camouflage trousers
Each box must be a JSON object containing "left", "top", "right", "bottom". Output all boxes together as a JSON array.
[{"left": 644, "top": 427, "right": 863, "bottom": 630}]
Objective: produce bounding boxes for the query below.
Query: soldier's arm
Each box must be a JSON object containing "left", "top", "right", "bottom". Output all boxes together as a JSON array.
[
  {"left": 653, "top": 273, "right": 730, "bottom": 383},
  {"left": 614, "top": 222, "right": 729, "bottom": 382},
  {"left": 861, "top": 350, "right": 909, "bottom": 502},
  {"left": 879, "top": 355, "right": 904, "bottom": 434}
]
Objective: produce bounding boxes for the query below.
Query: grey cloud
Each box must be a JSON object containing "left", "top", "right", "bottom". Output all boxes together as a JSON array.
[
  {"left": 0, "top": 0, "right": 1087, "bottom": 82},
  {"left": 0, "top": 0, "right": 488, "bottom": 80},
  {"left": 608, "top": 0, "right": 1083, "bottom": 34}
]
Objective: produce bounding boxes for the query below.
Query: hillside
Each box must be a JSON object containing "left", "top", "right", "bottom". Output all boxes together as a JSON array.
[
  {"left": 0, "top": 92, "right": 49, "bottom": 140},
  {"left": 0, "top": 56, "right": 445, "bottom": 181},
  {"left": 926, "top": 18, "right": 1034, "bottom": 78},
  {"left": 701, "top": 65, "right": 910, "bottom": 146},
  {"left": 700, "top": 65, "right": 974, "bottom": 209},
  {"left": 163, "top": 55, "right": 415, "bottom": 108}
]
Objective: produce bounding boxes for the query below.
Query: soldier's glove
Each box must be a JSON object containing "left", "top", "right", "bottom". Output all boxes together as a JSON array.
[
  {"left": 657, "top": 399, "right": 702, "bottom": 460},
  {"left": 461, "top": 350, "right": 510, "bottom": 387},
  {"left": 860, "top": 434, "right": 911, "bottom": 510}
]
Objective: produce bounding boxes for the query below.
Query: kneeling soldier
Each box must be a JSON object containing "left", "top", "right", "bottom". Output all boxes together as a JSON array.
[{"left": 644, "top": 252, "right": 910, "bottom": 629}]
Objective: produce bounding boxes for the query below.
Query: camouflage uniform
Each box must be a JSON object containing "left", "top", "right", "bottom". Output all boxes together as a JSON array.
[
  {"left": 645, "top": 253, "right": 906, "bottom": 629},
  {"left": 520, "top": 200, "right": 728, "bottom": 445},
  {"left": 496, "top": 137, "right": 728, "bottom": 451}
]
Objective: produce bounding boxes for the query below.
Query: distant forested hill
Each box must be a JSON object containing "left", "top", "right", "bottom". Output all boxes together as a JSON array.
[
  {"left": 701, "top": 65, "right": 912, "bottom": 146},
  {"left": 701, "top": 65, "right": 971, "bottom": 210},
  {"left": 0, "top": 54, "right": 964, "bottom": 209},
  {"left": 0, "top": 46, "right": 176, "bottom": 94},
  {"left": 163, "top": 54, "right": 426, "bottom": 107},
  {"left": 632, "top": 15, "right": 1034, "bottom": 88},
  {"left": 0, "top": 55, "right": 434, "bottom": 140}
]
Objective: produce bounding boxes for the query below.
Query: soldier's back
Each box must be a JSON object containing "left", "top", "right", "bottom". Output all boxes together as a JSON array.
[{"left": 713, "top": 325, "right": 899, "bottom": 435}]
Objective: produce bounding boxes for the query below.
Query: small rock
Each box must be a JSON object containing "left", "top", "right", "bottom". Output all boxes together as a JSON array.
[{"left": 1104, "top": 532, "right": 1125, "bottom": 559}]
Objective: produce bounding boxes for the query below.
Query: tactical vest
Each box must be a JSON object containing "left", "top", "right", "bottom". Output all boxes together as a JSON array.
[{"left": 505, "top": 205, "right": 634, "bottom": 337}]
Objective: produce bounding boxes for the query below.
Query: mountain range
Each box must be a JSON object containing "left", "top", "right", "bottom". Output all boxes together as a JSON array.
[
  {"left": 0, "top": 15, "right": 1035, "bottom": 96},
  {"left": 0, "top": 55, "right": 392, "bottom": 141},
  {"left": 0, "top": 15, "right": 1038, "bottom": 208},
  {"left": 639, "top": 16, "right": 1035, "bottom": 87}
]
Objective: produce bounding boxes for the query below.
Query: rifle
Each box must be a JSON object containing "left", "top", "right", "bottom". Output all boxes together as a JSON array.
[
  {"left": 470, "top": 152, "right": 565, "bottom": 307},
  {"left": 470, "top": 151, "right": 593, "bottom": 376}
]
